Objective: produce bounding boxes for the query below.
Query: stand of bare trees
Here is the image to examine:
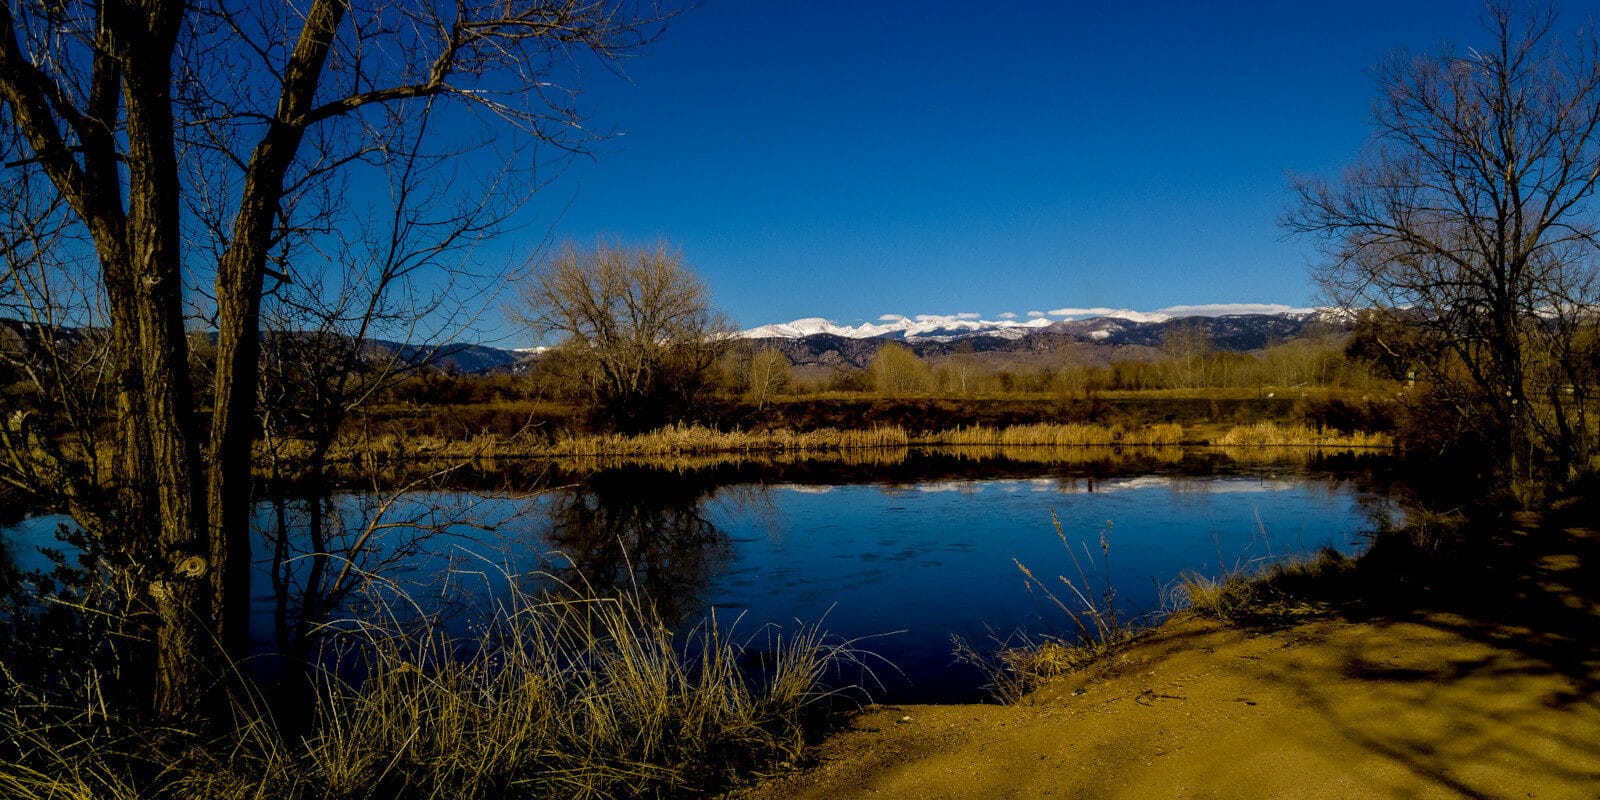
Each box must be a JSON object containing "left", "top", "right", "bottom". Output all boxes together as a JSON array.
[
  {"left": 1287, "top": 2, "right": 1600, "bottom": 498},
  {"left": 868, "top": 341, "right": 934, "bottom": 396},
  {"left": 517, "top": 241, "right": 731, "bottom": 431},
  {"left": 0, "top": 0, "right": 666, "bottom": 716}
]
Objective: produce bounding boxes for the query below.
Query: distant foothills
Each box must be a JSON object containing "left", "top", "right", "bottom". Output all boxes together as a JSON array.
[{"left": 1, "top": 307, "right": 1349, "bottom": 377}]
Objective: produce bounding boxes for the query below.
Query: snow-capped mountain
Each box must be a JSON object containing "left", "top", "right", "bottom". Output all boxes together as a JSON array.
[
  {"left": 741, "top": 308, "right": 1345, "bottom": 370},
  {"left": 740, "top": 315, "right": 1054, "bottom": 342},
  {"left": 739, "top": 305, "right": 1325, "bottom": 343}
]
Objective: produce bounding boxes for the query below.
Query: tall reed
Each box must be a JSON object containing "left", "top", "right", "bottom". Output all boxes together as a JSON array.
[
  {"left": 322, "top": 422, "right": 1191, "bottom": 465},
  {"left": 1217, "top": 421, "right": 1389, "bottom": 448},
  {"left": 1, "top": 574, "right": 861, "bottom": 800},
  {"left": 922, "top": 423, "right": 1185, "bottom": 447},
  {"left": 955, "top": 515, "right": 1148, "bottom": 703}
]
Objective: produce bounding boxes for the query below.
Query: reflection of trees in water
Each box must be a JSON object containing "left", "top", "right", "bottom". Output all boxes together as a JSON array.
[
  {"left": 0, "top": 534, "right": 18, "bottom": 598},
  {"left": 252, "top": 474, "right": 745, "bottom": 658},
  {"left": 540, "top": 469, "right": 739, "bottom": 622},
  {"left": 257, "top": 492, "right": 528, "bottom": 668},
  {"left": 253, "top": 489, "right": 536, "bottom": 730}
]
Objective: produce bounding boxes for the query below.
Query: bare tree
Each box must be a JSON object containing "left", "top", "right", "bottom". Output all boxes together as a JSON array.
[
  {"left": 743, "top": 346, "right": 791, "bottom": 410},
  {"left": 1286, "top": 2, "right": 1600, "bottom": 493},
  {"left": 868, "top": 341, "right": 933, "bottom": 396},
  {"left": 517, "top": 241, "right": 731, "bottom": 431},
  {"left": 0, "top": 0, "right": 665, "bottom": 715},
  {"left": 937, "top": 341, "right": 984, "bottom": 396},
  {"left": 1159, "top": 320, "right": 1212, "bottom": 390},
  {"left": 251, "top": 149, "right": 517, "bottom": 675}
]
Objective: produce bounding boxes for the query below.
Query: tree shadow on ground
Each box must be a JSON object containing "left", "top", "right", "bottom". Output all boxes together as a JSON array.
[{"left": 1246, "top": 510, "right": 1600, "bottom": 797}]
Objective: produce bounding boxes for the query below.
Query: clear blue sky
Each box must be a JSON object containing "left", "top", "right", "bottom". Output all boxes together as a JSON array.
[{"left": 505, "top": 0, "right": 1524, "bottom": 330}]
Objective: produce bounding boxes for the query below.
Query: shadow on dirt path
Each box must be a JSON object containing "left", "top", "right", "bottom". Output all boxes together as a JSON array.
[{"left": 732, "top": 516, "right": 1600, "bottom": 799}]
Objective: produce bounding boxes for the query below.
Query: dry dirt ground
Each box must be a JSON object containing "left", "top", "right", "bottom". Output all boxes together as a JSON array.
[{"left": 733, "top": 523, "right": 1600, "bottom": 800}]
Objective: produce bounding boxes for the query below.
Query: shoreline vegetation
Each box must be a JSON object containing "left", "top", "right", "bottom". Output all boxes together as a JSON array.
[
  {"left": 2, "top": 580, "right": 860, "bottom": 800},
  {"left": 301, "top": 421, "right": 1392, "bottom": 472}
]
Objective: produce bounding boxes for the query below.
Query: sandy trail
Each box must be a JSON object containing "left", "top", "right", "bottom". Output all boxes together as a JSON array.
[{"left": 733, "top": 524, "right": 1600, "bottom": 799}]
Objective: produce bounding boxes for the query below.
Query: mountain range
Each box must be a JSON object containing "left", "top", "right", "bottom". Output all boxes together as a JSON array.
[
  {"left": 459, "top": 310, "right": 1345, "bottom": 374},
  {"left": 740, "top": 311, "right": 1343, "bottom": 370},
  {"left": 3, "top": 309, "right": 1349, "bottom": 377}
]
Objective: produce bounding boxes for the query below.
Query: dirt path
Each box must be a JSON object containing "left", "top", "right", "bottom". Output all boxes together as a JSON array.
[{"left": 734, "top": 525, "right": 1600, "bottom": 799}]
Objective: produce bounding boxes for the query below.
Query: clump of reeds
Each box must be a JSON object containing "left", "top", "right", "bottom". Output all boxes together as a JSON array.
[
  {"left": 1177, "top": 547, "right": 1354, "bottom": 622},
  {"left": 956, "top": 514, "right": 1147, "bottom": 704},
  {"left": 538, "top": 424, "right": 912, "bottom": 459},
  {"left": 925, "top": 423, "right": 1116, "bottom": 447},
  {"left": 1217, "top": 421, "right": 1389, "bottom": 448},
  {"left": 0, "top": 574, "right": 861, "bottom": 800},
  {"left": 1117, "top": 423, "right": 1186, "bottom": 446},
  {"left": 921, "top": 422, "right": 1184, "bottom": 448},
  {"left": 292, "top": 579, "right": 855, "bottom": 799}
]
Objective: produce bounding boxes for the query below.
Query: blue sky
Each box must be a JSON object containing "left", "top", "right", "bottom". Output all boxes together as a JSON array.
[{"left": 504, "top": 1, "right": 1512, "bottom": 330}]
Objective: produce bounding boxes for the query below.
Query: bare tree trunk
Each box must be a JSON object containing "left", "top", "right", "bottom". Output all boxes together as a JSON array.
[
  {"left": 4, "top": 0, "right": 662, "bottom": 718},
  {"left": 111, "top": 0, "right": 213, "bottom": 715},
  {"left": 207, "top": 0, "right": 345, "bottom": 658}
]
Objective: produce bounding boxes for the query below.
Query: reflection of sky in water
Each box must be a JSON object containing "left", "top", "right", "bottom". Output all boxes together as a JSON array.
[
  {"left": 4, "top": 471, "right": 1394, "bottom": 702},
  {"left": 705, "top": 473, "right": 1386, "bottom": 700}
]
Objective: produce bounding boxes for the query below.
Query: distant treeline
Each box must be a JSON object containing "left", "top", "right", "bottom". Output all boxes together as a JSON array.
[{"left": 377, "top": 335, "right": 1383, "bottom": 407}]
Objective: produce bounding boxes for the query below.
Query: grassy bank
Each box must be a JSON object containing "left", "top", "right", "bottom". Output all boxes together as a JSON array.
[
  {"left": 302, "top": 421, "right": 1389, "bottom": 473},
  {"left": 0, "top": 582, "right": 857, "bottom": 800},
  {"left": 968, "top": 543, "right": 1367, "bottom": 704}
]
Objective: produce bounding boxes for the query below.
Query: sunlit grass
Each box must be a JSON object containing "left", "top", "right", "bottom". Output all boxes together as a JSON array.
[
  {"left": 1176, "top": 548, "right": 1355, "bottom": 622},
  {"left": 0, "top": 575, "right": 862, "bottom": 800},
  {"left": 955, "top": 515, "right": 1149, "bottom": 704},
  {"left": 922, "top": 422, "right": 1184, "bottom": 447},
  {"left": 316, "top": 422, "right": 1194, "bottom": 464},
  {"left": 281, "top": 418, "right": 1392, "bottom": 477},
  {"left": 1216, "top": 421, "right": 1390, "bottom": 448}
]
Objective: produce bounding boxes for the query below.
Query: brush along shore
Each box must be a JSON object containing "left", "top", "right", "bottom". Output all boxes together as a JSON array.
[
  {"left": 292, "top": 421, "right": 1391, "bottom": 469},
  {"left": 0, "top": 581, "right": 869, "bottom": 800}
]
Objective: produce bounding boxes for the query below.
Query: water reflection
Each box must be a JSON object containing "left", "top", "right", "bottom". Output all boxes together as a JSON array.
[
  {"left": 0, "top": 533, "right": 18, "bottom": 599},
  {"left": 251, "top": 470, "right": 749, "bottom": 665},
  {"left": 538, "top": 468, "right": 737, "bottom": 621},
  {"left": 251, "top": 494, "right": 520, "bottom": 668},
  {"left": 6, "top": 450, "right": 1408, "bottom": 702}
]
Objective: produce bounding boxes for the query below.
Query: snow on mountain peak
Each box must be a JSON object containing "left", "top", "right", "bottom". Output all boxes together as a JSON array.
[
  {"left": 739, "top": 304, "right": 1323, "bottom": 341},
  {"left": 740, "top": 314, "right": 1053, "bottom": 341},
  {"left": 1045, "top": 303, "right": 1316, "bottom": 324}
]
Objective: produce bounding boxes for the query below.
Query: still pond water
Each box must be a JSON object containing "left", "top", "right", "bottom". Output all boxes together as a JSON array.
[{"left": 1, "top": 454, "right": 1400, "bottom": 701}]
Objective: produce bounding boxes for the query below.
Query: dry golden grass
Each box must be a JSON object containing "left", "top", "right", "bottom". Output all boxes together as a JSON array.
[
  {"left": 1117, "top": 423, "right": 1187, "bottom": 446},
  {"left": 285, "top": 419, "right": 1392, "bottom": 477},
  {"left": 939, "top": 444, "right": 1185, "bottom": 466},
  {"left": 1178, "top": 548, "right": 1354, "bottom": 622},
  {"left": 290, "top": 422, "right": 1202, "bottom": 475},
  {"left": 956, "top": 515, "right": 1150, "bottom": 704},
  {"left": 316, "top": 422, "right": 1189, "bottom": 462},
  {"left": 921, "top": 422, "right": 1184, "bottom": 447},
  {"left": 0, "top": 577, "right": 860, "bottom": 800},
  {"left": 924, "top": 423, "right": 1117, "bottom": 447},
  {"left": 548, "top": 445, "right": 915, "bottom": 474},
  {"left": 1216, "top": 421, "right": 1390, "bottom": 449}
]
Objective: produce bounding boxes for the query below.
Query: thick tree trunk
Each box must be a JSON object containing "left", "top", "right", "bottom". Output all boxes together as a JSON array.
[{"left": 110, "top": 0, "right": 212, "bottom": 717}]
